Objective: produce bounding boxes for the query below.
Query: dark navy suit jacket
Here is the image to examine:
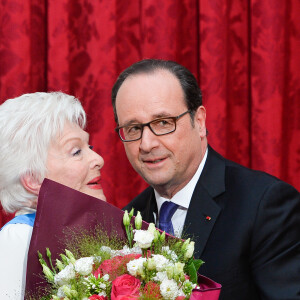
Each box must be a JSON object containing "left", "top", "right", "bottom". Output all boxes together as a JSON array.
[{"left": 124, "top": 146, "right": 300, "bottom": 300}]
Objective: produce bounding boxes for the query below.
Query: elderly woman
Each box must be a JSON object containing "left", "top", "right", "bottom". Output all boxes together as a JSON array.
[{"left": 0, "top": 92, "right": 106, "bottom": 299}]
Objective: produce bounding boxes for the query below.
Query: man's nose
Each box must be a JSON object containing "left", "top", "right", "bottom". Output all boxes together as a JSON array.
[{"left": 139, "top": 125, "right": 160, "bottom": 152}]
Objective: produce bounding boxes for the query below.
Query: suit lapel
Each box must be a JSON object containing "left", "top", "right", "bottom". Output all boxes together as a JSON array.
[
  {"left": 183, "top": 146, "right": 225, "bottom": 258},
  {"left": 140, "top": 189, "right": 157, "bottom": 224}
]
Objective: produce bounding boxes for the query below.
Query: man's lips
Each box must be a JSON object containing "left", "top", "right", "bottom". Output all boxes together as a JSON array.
[
  {"left": 142, "top": 157, "right": 167, "bottom": 165},
  {"left": 87, "top": 176, "right": 102, "bottom": 190}
]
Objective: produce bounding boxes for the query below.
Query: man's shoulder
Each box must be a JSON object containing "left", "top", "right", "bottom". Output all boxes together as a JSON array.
[
  {"left": 123, "top": 186, "right": 154, "bottom": 211},
  {"left": 206, "top": 146, "right": 299, "bottom": 197},
  {"left": 209, "top": 146, "right": 287, "bottom": 185}
]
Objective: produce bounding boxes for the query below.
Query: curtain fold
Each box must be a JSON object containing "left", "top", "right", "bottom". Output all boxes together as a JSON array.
[{"left": 1, "top": 0, "right": 299, "bottom": 227}]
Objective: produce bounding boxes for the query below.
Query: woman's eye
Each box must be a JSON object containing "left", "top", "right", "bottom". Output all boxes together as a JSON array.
[
  {"left": 72, "top": 149, "right": 82, "bottom": 156},
  {"left": 89, "top": 145, "right": 94, "bottom": 150}
]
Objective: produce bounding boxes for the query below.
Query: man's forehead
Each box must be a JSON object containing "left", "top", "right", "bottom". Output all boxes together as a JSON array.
[
  {"left": 115, "top": 69, "right": 186, "bottom": 124},
  {"left": 117, "top": 70, "right": 182, "bottom": 101},
  {"left": 124, "top": 69, "right": 179, "bottom": 87}
]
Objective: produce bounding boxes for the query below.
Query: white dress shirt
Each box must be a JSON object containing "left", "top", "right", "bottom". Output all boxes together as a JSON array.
[
  {"left": 0, "top": 208, "right": 35, "bottom": 300},
  {"left": 154, "top": 149, "right": 208, "bottom": 237}
]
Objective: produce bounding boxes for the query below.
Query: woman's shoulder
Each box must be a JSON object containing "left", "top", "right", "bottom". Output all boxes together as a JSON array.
[
  {"left": 0, "top": 223, "right": 33, "bottom": 248},
  {"left": 0, "top": 223, "right": 32, "bottom": 299}
]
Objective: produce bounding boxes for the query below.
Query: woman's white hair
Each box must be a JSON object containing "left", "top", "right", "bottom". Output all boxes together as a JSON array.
[{"left": 0, "top": 92, "right": 86, "bottom": 213}]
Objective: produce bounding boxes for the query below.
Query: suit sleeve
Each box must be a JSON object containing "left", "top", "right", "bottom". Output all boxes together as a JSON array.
[{"left": 250, "top": 180, "right": 300, "bottom": 299}]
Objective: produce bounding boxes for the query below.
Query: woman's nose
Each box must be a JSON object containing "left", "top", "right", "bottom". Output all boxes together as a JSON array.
[{"left": 89, "top": 148, "right": 104, "bottom": 169}]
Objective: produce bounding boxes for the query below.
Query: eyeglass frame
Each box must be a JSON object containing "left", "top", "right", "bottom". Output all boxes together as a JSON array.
[{"left": 115, "top": 110, "right": 192, "bottom": 142}]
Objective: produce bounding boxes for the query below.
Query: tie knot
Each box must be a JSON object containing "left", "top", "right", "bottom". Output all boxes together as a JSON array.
[{"left": 159, "top": 201, "right": 179, "bottom": 224}]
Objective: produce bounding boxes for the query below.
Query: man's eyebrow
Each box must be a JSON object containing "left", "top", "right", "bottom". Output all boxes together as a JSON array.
[
  {"left": 121, "top": 112, "right": 173, "bottom": 127},
  {"left": 152, "top": 112, "right": 172, "bottom": 119}
]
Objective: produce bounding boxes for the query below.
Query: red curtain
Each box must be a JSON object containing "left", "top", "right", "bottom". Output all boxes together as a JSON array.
[{"left": 1, "top": 0, "right": 299, "bottom": 227}]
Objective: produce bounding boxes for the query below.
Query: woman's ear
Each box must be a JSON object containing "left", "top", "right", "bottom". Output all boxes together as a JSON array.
[{"left": 20, "top": 174, "right": 41, "bottom": 196}]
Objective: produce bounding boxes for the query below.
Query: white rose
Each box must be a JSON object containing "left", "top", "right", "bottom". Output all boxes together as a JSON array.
[
  {"left": 133, "top": 230, "right": 154, "bottom": 249},
  {"left": 74, "top": 257, "right": 94, "bottom": 275},
  {"left": 127, "top": 257, "right": 146, "bottom": 276},
  {"left": 160, "top": 278, "right": 179, "bottom": 300},
  {"left": 54, "top": 264, "right": 75, "bottom": 286}
]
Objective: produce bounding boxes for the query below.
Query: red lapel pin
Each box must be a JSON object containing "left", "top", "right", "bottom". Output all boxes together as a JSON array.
[{"left": 206, "top": 216, "right": 211, "bottom": 221}]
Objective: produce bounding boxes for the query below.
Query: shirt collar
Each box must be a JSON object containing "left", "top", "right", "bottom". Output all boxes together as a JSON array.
[
  {"left": 15, "top": 207, "right": 36, "bottom": 216},
  {"left": 155, "top": 148, "right": 208, "bottom": 211}
]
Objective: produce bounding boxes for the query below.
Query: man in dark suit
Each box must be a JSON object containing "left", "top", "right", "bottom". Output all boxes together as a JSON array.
[{"left": 111, "top": 59, "right": 300, "bottom": 299}]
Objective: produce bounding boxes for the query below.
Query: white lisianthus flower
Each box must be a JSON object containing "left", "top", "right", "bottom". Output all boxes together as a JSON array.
[
  {"left": 133, "top": 230, "right": 154, "bottom": 249},
  {"left": 99, "top": 282, "right": 107, "bottom": 289},
  {"left": 94, "top": 256, "right": 102, "bottom": 264},
  {"left": 74, "top": 257, "right": 94, "bottom": 275},
  {"left": 102, "top": 274, "right": 110, "bottom": 281},
  {"left": 57, "top": 284, "right": 71, "bottom": 298},
  {"left": 153, "top": 271, "right": 168, "bottom": 282},
  {"left": 54, "top": 264, "right": 76, "bottom": 286},
  {"left": 162, "top": 246, "right": 178, "bottom": 262},
  {"left": 161, "top": 246, "right": 170, "bottom": 252},
  {"left": 160, "top": 278, "right": 179, "bottom": 300},
  {"left": 111, "top": 245, "right": 142, "bottom": 257},
  {"left": 152, "top": 254, "right": 170, "bottom": 271},
  {"left": 178, "top": 289, "right": 186, "bottom": 297},
  {"left": 173, "top": 262, "right": 184, "bottom": 275},
  {"left": 148, "top": 223, "right": 160, "bottom": 242},
  {"left": 127, "top": 257, "right": 146, "bottom": 276},
  {"left": 100, "top": 246, "right": 112, "bottom": 254},
  {"left": 123, "top": 210, "right": 130, "bottom": 226},
  {"left": 184, "top": 241, "right": 195, "bottom": 259},
  {"left": 146, "top": 257, "right": 156, "bottom": 270},
  {"left": 135, "top": 211, "right": 142, "bottom": 230},
  {"left": 130, "top": 244, "right": 143, "bottom": 254},
  {"left": 147, "top": 223, "right": 156, "bottom": 234}
]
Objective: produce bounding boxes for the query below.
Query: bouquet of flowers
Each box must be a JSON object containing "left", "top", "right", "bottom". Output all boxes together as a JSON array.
[
  {"left": 25, "top": 179, "right": 221, "bottom": 300},
  {"left": 37, "top": 209, "right": 206, "bottom": 300}
]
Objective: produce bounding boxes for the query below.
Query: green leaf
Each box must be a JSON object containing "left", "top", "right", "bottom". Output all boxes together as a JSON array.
[
  {"left": 193, "top": 259, "right": 204, "bottom": 271},
  {"left": 187, "top": 261, "right": 197, "bottom": 284}
]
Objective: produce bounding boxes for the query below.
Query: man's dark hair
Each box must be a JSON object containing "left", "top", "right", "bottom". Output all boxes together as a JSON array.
[{"left": 111, "top": 59, "right": 202, "bottom": 124}]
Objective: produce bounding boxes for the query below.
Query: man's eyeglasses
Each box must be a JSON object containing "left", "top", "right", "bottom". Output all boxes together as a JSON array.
[{"left": 115, "top": 110, "right": 191, "bottom": 142}]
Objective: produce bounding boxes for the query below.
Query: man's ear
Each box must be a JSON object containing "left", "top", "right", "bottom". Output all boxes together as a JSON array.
[
  {"left": 194, "top": 105, "right": 207, "bottom": 138},
  {"left": 20, "top": 173, "right": 42, "bottom": 196}
]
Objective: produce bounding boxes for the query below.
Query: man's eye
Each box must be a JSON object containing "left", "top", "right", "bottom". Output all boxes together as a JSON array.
[
  {"left": 89, "top": 145, "right": 94, "bottom": 150},
  {"left": 156, "top": 119, "right": 173, "bottom": 127},
  {"left": 159, "top": 120, "right": 171, "bottom": 126},
  {"left": 127, "top": 126, "right": 141, "bottom": 134}
]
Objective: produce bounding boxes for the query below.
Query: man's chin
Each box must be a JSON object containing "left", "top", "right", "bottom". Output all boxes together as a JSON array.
[{"left": 142, "top": 175, "right": 170, "bottom": 190}]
